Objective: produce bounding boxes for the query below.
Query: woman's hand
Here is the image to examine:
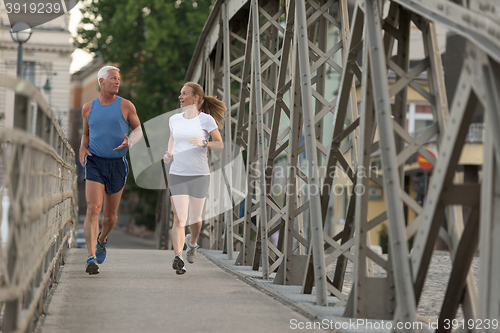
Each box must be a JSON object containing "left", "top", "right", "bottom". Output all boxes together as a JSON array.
[
  {"left": 188, "top": 137, "right": 203, "bottom": 147},
  {"left": 163, "top": 151, "right": 173, "bottom": 164}
]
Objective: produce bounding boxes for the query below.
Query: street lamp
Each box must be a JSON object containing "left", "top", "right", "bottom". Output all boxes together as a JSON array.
[
  {"left": 10, "top": 22, "right": 32, "bottom": 77},
  {"left": 43, "top": 79, "right": 52, "bottom": 92}
]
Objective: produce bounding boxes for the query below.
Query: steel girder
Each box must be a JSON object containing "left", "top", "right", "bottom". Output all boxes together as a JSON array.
[{"left": 174, "top": 0, "right": 500, "bottom": 326}]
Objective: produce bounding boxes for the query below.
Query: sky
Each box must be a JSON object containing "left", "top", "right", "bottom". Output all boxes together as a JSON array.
[{"left": 68, "top": 2, "right": 93, "bottom": 74}]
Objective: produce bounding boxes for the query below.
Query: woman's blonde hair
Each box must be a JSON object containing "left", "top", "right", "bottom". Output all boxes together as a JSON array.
[{"left": 184, "top": 82, "right": 226, "bottom": 127}]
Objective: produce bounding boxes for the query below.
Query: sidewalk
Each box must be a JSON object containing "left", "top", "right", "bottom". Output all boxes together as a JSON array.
[{"left": 41, "top": 249, "right": 320, "bottom": 333}]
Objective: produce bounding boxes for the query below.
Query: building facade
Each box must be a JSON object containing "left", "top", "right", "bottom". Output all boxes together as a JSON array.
[{"left": 0, "top": 5, "right": 74, "bottom": 132}]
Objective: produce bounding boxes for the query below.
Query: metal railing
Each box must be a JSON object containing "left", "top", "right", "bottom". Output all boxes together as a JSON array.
[{"left": 0, "top": 74, "right": 77, "bottom": 332}]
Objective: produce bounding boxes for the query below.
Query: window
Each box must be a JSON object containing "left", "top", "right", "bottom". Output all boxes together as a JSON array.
[
  {"left": 415, "top": 119, "right": 433, "bottom": 131},
  {"left": 22, "top": 61, "right": 36, "bottom": 84}
]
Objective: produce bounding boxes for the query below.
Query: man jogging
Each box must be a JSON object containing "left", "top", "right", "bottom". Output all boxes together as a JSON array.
[{"left": 79, "top": 65, "right": 141, "bottom": 274}]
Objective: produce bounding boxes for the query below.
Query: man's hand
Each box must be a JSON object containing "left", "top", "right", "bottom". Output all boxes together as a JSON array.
[
  {"left": 163, "top": 151, "right": 173, "bottom": 164},
  {"left": 79, "top": 146, "right": 92, "bottom": 166},
  {"left": 113, "top": 134, "right": 130, "bottom": 151}
]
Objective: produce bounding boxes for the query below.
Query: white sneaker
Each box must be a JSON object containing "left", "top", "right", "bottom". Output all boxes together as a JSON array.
[{"left": 185, "top": 234, "right": 199, "bottom": 264}]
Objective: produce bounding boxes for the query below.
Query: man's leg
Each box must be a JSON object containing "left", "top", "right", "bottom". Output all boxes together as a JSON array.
[
  {"left": 100, "top": 187, "right": 125, "bottom": 241},
  {"left": 171, "top": 195, "right": 189, "bottom": 256},
  {"left": 84, "top": 180, "right": 105, "bottom": 257},
  {"left": 187, "top": 196, "right": 206, "bottom": 245}
]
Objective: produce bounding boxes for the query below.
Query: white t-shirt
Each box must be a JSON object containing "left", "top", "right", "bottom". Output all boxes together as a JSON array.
[{"left": 169, "top": 111, "right": 218, "bottom": 176}]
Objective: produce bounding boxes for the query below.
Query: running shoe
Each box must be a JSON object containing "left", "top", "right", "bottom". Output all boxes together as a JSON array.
[
  {"left": 185, "top": 234, "right": 200, "bottom": 264},
  {"left": 172, "top": 255, "right": 185, "bottom": 271},
  {"left": 95, "top": 231, "right": 107, "bottom": 264},
  {"left": 86, "top": 254, "right": 99, "bottom": 275}
]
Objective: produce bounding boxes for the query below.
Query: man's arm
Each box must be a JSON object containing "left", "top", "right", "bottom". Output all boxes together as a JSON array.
[
  {"left": 124, "top": 99, "right": 141, "bottom": 131},
  {"left": 79, "top": 102, "right": 92, "bottom": 166},
  {"left": 114, "top": 99, "right": 143, "bottom": 150}
]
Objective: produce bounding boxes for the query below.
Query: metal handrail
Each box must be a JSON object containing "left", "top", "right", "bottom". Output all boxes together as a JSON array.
[{"left": 0, "top": 74, "right": 76, "bottom": 333}]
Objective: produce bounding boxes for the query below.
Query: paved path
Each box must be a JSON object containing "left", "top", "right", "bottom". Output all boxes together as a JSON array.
[
  {"left": 74, "top": 225, "right": 156, "bottom": 250},
  {"left": 106, "top": 227, "right": 156, "bottom": 250},
  {"left": 42, "top": 249, "right": 318, "bottom": 333}
]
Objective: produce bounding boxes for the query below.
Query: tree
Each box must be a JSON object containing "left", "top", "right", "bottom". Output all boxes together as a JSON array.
[{"left": 75, "top": 0, "right": 213, "bottom": 229}]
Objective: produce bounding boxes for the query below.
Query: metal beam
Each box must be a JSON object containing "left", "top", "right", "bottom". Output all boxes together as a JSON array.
[
  {"left": 251, "top": 0, "right": 270, "bottom": 279},
  {"left": 392, "top": 0, "right": 500, "bottom": 63},
  {"left": 365, "top": 0, "right": 417, "bottom": 326},
  {"left": 296, "top": 0, "right": 328, "bottom": 306},
  {"left": 222, "top": 2, "right": 235, "bottom": 260}
]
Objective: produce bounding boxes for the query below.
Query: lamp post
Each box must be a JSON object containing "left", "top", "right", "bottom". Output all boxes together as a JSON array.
[
  {"left": 10, "top": 22, "right": 32, "bottom": 130},
  {"left": 10, "top": 22, "right": 32, "bottom": 77}
]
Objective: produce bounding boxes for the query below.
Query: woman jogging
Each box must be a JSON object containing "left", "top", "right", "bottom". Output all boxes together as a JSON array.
[{"left": 163, "top": 82, "right": 225, "bottom": 274}]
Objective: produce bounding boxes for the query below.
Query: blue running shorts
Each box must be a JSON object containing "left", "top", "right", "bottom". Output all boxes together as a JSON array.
[
  {"left": 84, "top": 155, "right": 129, "bottom": 194},
  {"left": 169, "top": 174, "right": 210, "bottom": 198}
]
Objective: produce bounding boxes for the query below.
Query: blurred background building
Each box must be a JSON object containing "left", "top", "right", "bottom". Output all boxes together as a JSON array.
[{"left": 0, "top": 4, "right": 74, "bottom": 132}]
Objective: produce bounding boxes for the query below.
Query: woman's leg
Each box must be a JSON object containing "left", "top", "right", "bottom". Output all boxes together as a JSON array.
[
  {"left": 171, "top": 195, "right": 189, "bottom": 256},
  {"left": 187, "top": 196, "right": 206, "bottom": 245}
]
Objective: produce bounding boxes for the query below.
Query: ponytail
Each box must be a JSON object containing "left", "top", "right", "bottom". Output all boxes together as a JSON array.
[
  {"left": 184, "top": 81, "right": 226, "bottom": 127},
  {"left": 200, "top": 96, "right": 226, "bottom": 128}
]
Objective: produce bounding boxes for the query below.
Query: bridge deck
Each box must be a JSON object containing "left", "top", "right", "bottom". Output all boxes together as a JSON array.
[{"left": 41, "top": 249, "right": 313, "bottom": 333}]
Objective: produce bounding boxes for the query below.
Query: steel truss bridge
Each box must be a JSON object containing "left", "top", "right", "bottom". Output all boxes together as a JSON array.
[{"left": 154, "top": 0, "right": 500, "bottom": 330}]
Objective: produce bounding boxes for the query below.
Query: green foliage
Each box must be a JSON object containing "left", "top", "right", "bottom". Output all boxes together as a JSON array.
[
  {"left": 379, "top": 223, "right": 414, "bottom": 255},
  {"left": 379, "top": 223, "right": 388, "bottom": 254},
  {"left": 75, "top": 0, "right": 213, "bottom": 229}
]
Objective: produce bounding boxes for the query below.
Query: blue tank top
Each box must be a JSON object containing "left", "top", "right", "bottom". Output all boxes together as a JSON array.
[{"left": 88, "top": 96, "right": 130, "bottom": 158}]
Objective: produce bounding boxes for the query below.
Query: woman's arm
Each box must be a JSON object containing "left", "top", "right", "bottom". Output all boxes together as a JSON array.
[
  {"left": 168, "top": 130, "right": 174, "bottom": 153},
  {"left": 207, "top": 128, "right": 224, "bottom": 151},
  {"left": 188, "top": 128, "right": 224, "bottom": 150},
  {"left": 164, "top": 130, "right": 174, "bottom": 163}
]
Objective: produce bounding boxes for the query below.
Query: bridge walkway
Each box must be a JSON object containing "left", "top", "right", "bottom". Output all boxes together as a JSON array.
[{"left": 41, "top": 249, "right": 316, "bottom": 333}]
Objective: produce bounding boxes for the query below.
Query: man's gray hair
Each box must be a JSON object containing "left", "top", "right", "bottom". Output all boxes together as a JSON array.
[{"left": 97, "top": 65, "right": 120, "bottom": 87}]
